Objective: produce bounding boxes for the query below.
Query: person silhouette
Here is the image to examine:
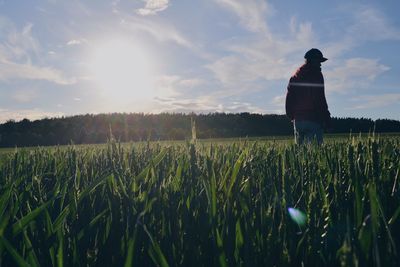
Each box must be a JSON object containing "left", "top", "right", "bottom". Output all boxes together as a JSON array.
[{"left": 285, "top": 48, "right": 331, "bottom": 144}]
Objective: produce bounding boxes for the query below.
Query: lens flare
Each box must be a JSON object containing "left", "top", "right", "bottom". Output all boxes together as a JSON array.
[{"left": 288, "top": 207, "right": 307, "bottom": 226}]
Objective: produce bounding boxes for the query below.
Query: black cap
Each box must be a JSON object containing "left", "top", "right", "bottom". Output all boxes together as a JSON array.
[{"left": 304, "top": 48, "right": 328, "bottom": 62}]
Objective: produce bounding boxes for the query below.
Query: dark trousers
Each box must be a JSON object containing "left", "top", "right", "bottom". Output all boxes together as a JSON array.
[{"left": 294, "top": 120, "right": 323, "bottom": 144}]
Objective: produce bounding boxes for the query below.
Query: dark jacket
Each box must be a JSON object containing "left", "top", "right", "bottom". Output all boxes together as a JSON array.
[{"left": 285, "top": 63, "right": 331, "bottom": 126}]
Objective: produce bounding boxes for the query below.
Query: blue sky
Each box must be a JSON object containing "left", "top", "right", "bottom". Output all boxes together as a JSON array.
[{"left": 0, "top": 0, "right": 399, "bottom": 122}]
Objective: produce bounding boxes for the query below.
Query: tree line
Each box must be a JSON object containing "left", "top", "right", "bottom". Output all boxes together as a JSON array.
[{"left": 0, "top": 112, "right": 399, "bottom": 147}]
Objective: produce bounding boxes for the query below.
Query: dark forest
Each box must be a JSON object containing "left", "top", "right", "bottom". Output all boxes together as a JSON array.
[{"left": 0, "top": 113, "right": 399, "bottom": 147}]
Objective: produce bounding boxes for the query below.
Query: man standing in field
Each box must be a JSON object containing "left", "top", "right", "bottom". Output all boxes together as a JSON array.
[{"left": 285, "top": 48, "right": 331, "bottom": 144}]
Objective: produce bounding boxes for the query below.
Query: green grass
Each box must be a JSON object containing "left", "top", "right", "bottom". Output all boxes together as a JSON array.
[{"left": 0, "top": 135, "right": 399, "bottom": 266}]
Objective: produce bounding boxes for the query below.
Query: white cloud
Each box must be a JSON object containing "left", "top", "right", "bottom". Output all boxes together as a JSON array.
[
  {"left": 325, "top": 6, "right": 400, "bottom": 58},
  {"left": 154, "top": 75, "right": 181, "bottom": 97},
  {"left": 207, "top": 56, "right": 258, "bottom": 85},
  {"left": 0, "top": 18, "right": 75, "bottom": 84},
  {"left": 348, "top": 7, "right": 400, "bottom": 42},
  {"left": 121, "top": 16, "right": 193, "bottom": 48},
  {"left": 325, "top": 58, "right": 390, "bottom": 92},
  {"left": 151, "top": 73, "right": 269, "bottom": 114},
  {"left": 153, "top": 96, "right": 220, "bottom": 113},
  {"left": 214, "top": 0, "right": 271, "bottom": 33},
  {"left": 178, "top": 78, "right": 204, "bottom": 88},
  {"left": 261, "top": 94, "right": 286, "bottom": 114},
  {"left": 136, "top": 0, "right": 169, "bottom": 16},
  {"left": 12, "top": 88, "right": 38, "bottom": 103},
  {"left": 207, "top": 4, "right": 398, "bottom": 101},
  {"left": 315, "top": 6, "right": 399, "bottom": 95},
  {"left": 0, "top": 21, "right": 39, "bottom": 62},
  {"left": 0, "top": 60, "right": 76, "bottom": 84},
  {"left": 154, "top": 75, "right": 205, "bottom": 98},
  {"left": 347, "top": 93, "right": 400, "bottom": 110},
  {"left": 223, "top": 101, "right": 266, "bottom": 113},
  {"left": 0, "top": 108, "right": 63, "bottom": 123},
  {"left": 151, "top": 75, "right": 272, "bottom": 113},
  {"left": 153, "top": 96, "right": 266, "bottom": 114},
  {"left": 272, "top": 94, "right": 285, "bottom": 106},
  {"left": 112, "top": 0, "right": 120, "bottom": 13},
  {"left": 207, "top": 17, "right": 316, "bottom": 85},
  {"left": 67, "top": 39, "right": 87, "bottom": 46}
]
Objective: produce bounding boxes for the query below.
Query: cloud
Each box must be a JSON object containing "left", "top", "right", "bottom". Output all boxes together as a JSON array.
[
  {"left": 325, "top": 58, "right": 390, "bottom": 92},
  {"left": 223, "top": 101, "right": 266, "bottom": 113},
  {"left": 153, "top": 96, "right": 266, "bottom": 114},
  {"left": 347, "top": 93, "right": 400, "bottom": 110},
  {"left": 207, "top": 18, "right": 316, "bottom": 85},
  {"left": 67, "top": 39, "right": 87, "bottom": 46},
  {"left": 154, "top": 75, "right": 205, "bottom": 98},
  {"left": 348, "top": 7, "right": 400, "bottom": 42},
  {"left": 207, "top": 3, "right": 397, "bottom": 100},
  {"left": 0, "top": 108, "right": 63, "bottom": 123},
  {"left": 121, "top": 16, "right": 193, "bottom": 48},
  {"left": 112, "top": 0, "right": 120, "bottom": 13},
  {"left": 0, "top": 20, "right": 39, "bottom": 62},
  {"left": 207, "top": 56, "right": 259, "bottom": 85},
  {"left": 154, "top": 75, "right": 181, "bottom": 97},
  {"left": 0, "top": 18, "right": 75, "bottom": 84},
  {"left": 12, "top": 88, "right": 38, "bottom": 103},
  {"left": 316, "top": 6, "right": 398, "bottom": 95},
  {"left": 271, "top": 94, "right": 285, "bottom": 106},
  {"left": 178, "top": 78, "right": 204, "bottom": 88},
  {"left": 152, "top": 74, "right": 267, "bottom": 114},
  {"left": 206, "top": 5, "right": 319, "bottom": 87},
  {"left": 325, "top": 6, "right": 400, "bottom": 58},
  {"left": 214, "top": 0, "right": 272, "bottom": 33},
  {"left": 0, "top": 60, "right": 76, "bottom": 84},
  {"left": 257, "top": 94, "right": 286, "bottom": 114},
  {"left": 153, "top": 96, "right": 220, "bottom": 113},
  {"left": 136, "top": 0, "right": 169, "bottom": 16}
]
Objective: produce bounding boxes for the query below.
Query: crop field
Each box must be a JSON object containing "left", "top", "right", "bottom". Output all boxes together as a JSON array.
[{"left": 0, "top": 136, "right": 399, "bottom": 266}]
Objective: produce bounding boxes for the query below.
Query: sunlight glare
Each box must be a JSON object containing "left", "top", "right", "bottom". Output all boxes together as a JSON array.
[{"left": 89, "top": 39, "right": 155, "bottom": 106}]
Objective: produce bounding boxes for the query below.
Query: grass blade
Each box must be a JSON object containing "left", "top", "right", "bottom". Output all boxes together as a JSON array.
[{"left": 0, "top": 236, "right": 31, "bottom": 267}]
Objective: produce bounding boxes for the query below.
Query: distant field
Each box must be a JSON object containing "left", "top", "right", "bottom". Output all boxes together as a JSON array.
[
  {"left": 1, "top": 132, "right": 399, "bottom": 154},
  {"left": 0, "top": 134, "right": 399, "bottom": 266}
]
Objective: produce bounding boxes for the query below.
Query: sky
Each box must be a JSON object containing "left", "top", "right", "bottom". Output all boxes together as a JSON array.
[{"left": 0, "top": 0, "right": 399, "bottom": 122}]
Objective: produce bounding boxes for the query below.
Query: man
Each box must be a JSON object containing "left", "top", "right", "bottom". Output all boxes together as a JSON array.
[{"left": 285, "top": 48, "right": 331, "bottom": 144}]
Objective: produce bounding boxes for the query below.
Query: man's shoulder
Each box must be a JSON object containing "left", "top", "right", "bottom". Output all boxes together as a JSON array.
[{"left": 289, "top": 64, "right": 324, "bottom": 85}]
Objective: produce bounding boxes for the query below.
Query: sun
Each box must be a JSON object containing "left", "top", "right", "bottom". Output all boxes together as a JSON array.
[{"left": 89, "top": 39, "right": 155, "bottom": 105}]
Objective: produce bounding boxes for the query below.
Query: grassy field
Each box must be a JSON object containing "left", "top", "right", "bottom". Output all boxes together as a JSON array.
[{"left": 0, "top": 135, "right": 399, "bottom": 266}]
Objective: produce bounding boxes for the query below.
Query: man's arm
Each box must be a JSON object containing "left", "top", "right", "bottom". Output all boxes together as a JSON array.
[
  {"left": 320, "top": 77, "right": 331, "bottom": 129},
  {"left": 285, "top": 79, "right": 295, "bottom": 121}
]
